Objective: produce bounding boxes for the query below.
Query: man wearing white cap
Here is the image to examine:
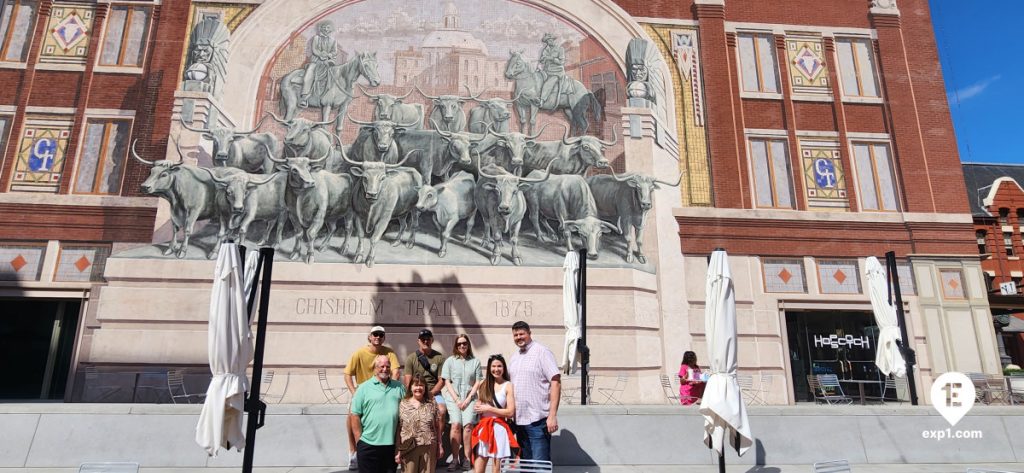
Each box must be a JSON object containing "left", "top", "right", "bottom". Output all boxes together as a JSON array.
[{"left": 344, "top": 326, "right": 401, "bottom": 470}]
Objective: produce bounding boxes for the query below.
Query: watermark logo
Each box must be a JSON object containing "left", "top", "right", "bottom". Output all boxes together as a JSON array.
[
  {"left": 930, "top": 372, "right": 974, "bottom": 426},
  {"left": 922, "top": 372, "right": 983, "bottom": 441}
]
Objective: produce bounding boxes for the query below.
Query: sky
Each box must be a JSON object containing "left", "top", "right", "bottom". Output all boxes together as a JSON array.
[{"left": 930, "top": 0, "right": 1023, "bottom": 165}]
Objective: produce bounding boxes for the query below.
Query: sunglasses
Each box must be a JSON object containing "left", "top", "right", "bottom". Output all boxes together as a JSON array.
[
  {"left": 456, "top": 342, "right": 469, "bottom": 347},
  {"left": 371, "top": 332, "right": 385, "bottom": 337}
]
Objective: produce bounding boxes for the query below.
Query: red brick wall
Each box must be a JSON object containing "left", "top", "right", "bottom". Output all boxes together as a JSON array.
[{"left": 977, "top": 180, "right": 1024, "bottom": 291}]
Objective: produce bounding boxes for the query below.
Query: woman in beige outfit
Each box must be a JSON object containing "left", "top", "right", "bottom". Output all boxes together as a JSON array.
[{"left": 395, "top": 376, "right": 442, "bottom": 472}]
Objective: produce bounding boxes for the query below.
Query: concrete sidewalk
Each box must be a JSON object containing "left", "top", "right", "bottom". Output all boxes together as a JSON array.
[{"left": 3, "top": 465, "right": 1023, "bottom": 472}]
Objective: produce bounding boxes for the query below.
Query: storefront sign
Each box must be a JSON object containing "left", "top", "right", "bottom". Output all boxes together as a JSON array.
[{"left": 813, "top": 333, "right": 871, "bottom": 349}]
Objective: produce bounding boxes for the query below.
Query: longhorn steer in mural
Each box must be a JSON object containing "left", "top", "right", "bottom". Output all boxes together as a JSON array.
[
  {"left": 268, "top": 113, "right": 344, "bottom": 171},
  {"left": 587, "top": 172, "right": 681, "bottom": 264},
  {"left": 179, "top": 117, "right": 280, "bottom": 173},
  {"left": 199, "top": 167, "right": 288, "bottom": 249},
  {"left": 344, "top": 149, "right": 424, "bottom": 267},
  {"left": 523, "top": 126, "right": 616, "bottom": 175},
  {"left": 133, "top": 140, "right": 243, "bottom": 259},
  {"left": 394, "top": 123, "right": 475, "bottom": 183},
  {"left": 474, "top": 125, "right": 549, "bottom": 177},
  {"left": 524, "top": 171, "right": 618, "bottom": 259},
  {"left": 359, "top": 85, "right": 424, "bottom": 129},
  {"left": 504, "top": 50, "right": 602, "bottom": 136},
  {"left": 467, "top": 92, "right": 517, "bottom": 134},
  {"left": 418, "top": 86, "right": 482, "bottom": 132},
  {"left": 474, "top": 161, "right": 551, "bottom": 266},
  {"left": 270, "top": 151, "right": 355, "bottom": 264},
  {"left": 415, "top": 171, "right": 477, "bottom": 258},
  {"left": 279, "top": 52, "right": 382, "bottom": 133},
  {"left": 346, "top": 116, "right": 419, "bottom": 165}
]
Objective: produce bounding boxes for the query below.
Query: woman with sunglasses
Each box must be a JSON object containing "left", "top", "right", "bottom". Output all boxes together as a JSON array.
[
  {"left": 441, "top": 334, "right": 481, "bottom": 471},
  {"left": 470, "top": 354, "right": 517, "bottom": 473}
]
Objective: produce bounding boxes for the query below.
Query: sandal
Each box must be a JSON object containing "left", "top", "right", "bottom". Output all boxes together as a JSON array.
[
  {"left": 446, "top": 460, "right": 458, "bottom": 472},
  {"left": 461, "top": 459, "right": 472, "bottom": 471}
]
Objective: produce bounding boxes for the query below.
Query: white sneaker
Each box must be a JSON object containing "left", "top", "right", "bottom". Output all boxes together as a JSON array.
[{"left": 348, "top": 451, "right": 357, "bottom": 471}]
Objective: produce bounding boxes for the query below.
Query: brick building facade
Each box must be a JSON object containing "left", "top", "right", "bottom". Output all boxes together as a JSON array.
[{"left": 0, "top": 0, "right": 1000, "bottom": 404}]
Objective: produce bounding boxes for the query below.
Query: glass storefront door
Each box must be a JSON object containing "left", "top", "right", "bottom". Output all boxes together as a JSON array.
[
  {"left": 786, "top": 310, "right": 881, "bottom": 402},
  {"left": 0, "top": 299, "right": 81, "bottom": 400}
]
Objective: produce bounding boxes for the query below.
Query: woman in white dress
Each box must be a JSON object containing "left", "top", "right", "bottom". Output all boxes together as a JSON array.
[{"left": 470, "top": 354, "right": 517, "bottom": 473}]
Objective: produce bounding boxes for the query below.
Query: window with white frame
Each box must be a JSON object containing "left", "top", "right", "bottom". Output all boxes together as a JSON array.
[
  {"left": 74, "top": 119, "right": 131, "bottom": 194},
  {"left": 0, "top": 0, "right": 38, "bottom": 62},
  {"left": 737, "top": 33, "right": 779, "bottom": 94},
  {"left": 1004, "top": 232, "right": 1015, "bottom": 257},
  {"left": 851, "top": 142, "right": 899, "bottom": 211},
  {"left": 99, "top": 4, "right": 151, "bottom": 67},
  {"left": 749, "top": 137, "right": 794, "bottom": 209},
  {"left": 976, "top": 230, "right": 987, "bottom": 255},
  {"left": 835, "top": 38, "right": 880, "bottom": 98}
]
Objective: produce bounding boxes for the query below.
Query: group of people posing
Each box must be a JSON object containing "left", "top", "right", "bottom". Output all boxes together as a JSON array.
[{"left": 344, "top": 321, "right": 561, "bottom": 473}]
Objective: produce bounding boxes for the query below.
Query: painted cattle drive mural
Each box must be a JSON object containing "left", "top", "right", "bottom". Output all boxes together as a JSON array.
[{"left": 131, "top": 0, "right": 677, "bottom": 268}]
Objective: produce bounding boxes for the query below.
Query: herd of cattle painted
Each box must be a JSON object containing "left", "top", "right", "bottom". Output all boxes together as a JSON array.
[{"left": 132, "top": 79, "right": 679, "bottom": 267}]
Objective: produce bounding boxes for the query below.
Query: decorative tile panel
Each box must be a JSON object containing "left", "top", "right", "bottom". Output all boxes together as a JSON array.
[
  {"left": 0, "top": 245, "right": 46, "bottom": 281},
  {"left": 39, "top": 2, "right": 96, "bottom": 64},
  {"left": 54, "top": 245, "right": 110, "bottom": 282},
  {"left": 786, "top": 36, "right": 830, "bottom": 95},
  {"left": 801, "top": 144, "right": 848, "bottom": 210},
  {"left": 763, "top": 258, "right": 807, "bottom": 293},
  {"left": 10, "top": 116, "right": 74, "bottom": 193},
  {"left": 817, "top": 259, "right": 861, "bottom": 294},
  {"left": 896, "top": 262, "right": 916, "bottom": 296},
  {"left": 940, "top": 269, "right": 966, "bottom": 300}
]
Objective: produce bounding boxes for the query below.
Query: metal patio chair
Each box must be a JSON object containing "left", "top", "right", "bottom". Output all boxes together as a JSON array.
[
  {"left": 167, "top": 369, "right": 205, "bottom": 404},
  {"left": 83, "top": 366, "right": 122, "bottom": 402},
  {"left": 759, "top": 373, "right": 774, "bottom": 404},
  {"left": 318, "top": 368, "right": 348, "bottom": 404},
  {"left": 984, "top": 375, "right": 1010, "bottom": 405},
  {"left": 813, "top": 459, "right": 851, "bottom": 472},
  {"left": 737, "top": 374, "right": 763, "bottom": 405},
  {"left": 812, "top": 374, "right": 853, "bottom": 405},
  {"left": 967, "top": 372, "right": 991, "bottom": 404},
  {"left": 596, "top": 373, "right": 627, "bottom": 405},
  {"left": 659, "top": 374, "right": 679, "bottom": 404},
  {"left": 260, "top": 370, "right": 289, "bottom": 404},
  {"left": 499, "top": 458, "right": 553, "bottom": 472},
  {"left": 563, "top": 375, "right": 596, "bottom": 405}
]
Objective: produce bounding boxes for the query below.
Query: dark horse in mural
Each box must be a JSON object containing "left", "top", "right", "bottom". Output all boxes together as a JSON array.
[
  {"left": 504, "top": 50, "right": 603, "bottom": 136},
  {"left": 279, "top": 52, "right": 382, "bottom": 133}
]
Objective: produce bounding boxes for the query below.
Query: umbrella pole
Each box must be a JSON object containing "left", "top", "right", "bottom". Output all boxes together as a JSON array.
[
  {"left": 242, "top": 248, "right": 275, "bottom": 473},
  {"left": 578, "top": 248, "right": 588, "bottom": 406},
  {"left": 884, "top": 251, "right": 919, "bottom": 406}
]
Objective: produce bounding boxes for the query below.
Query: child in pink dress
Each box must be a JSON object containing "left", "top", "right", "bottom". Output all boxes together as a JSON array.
[{"left": 678, "top": 351, "right": 705, "bottom": 405}]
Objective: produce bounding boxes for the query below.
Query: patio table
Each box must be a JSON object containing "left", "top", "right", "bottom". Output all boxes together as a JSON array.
[{"left": 839, "top": 379, "right": 876, "bottom": 405}]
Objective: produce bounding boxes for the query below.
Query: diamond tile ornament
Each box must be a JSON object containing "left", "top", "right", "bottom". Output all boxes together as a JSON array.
[
  {"left": 51, "top": 12, "right": 89, "bottom": 51},
  {"left": 74, "top": 255, "right": 92, "bottom": 272},
  {"left": 948, "top": 279, "right": 959, "bottom": 290},
  {"left": 10, "top": 255, "right": 27, "bottom": 272},
  {"left": 793, "top": 46, "right": 824, "bottom": 80},
  {"left": 833, "top": 269, "right": 847, "bottom": 284},
  {"left": 778, "top": 268, "right": 792, "bottom": 284}
]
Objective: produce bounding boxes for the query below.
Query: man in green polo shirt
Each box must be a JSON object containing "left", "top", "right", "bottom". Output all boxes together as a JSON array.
[{"left": 349, "top": 354, "right": 405, "bottom": 473}]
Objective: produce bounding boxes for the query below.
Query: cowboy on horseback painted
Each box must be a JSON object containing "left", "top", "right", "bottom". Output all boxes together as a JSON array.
[
  {"left": 300, "top": 20, "right": 339, "bottom": 108},
  {"left": 536, "top": 32, "right": 568, "bottom": 108}
]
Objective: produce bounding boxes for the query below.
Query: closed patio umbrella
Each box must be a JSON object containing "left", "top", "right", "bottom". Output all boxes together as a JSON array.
[
  {"left": 699, "top": 250, "right": 752, "bottom": 470},
  {"left": 196, "top": 243, "right": 253, "bottom": 455},
  {"left": 865, "top": 256, "right": 906, "bottom": 378},
  {"left": 561, "top": 251, "right": 581, "bottom": 374}
]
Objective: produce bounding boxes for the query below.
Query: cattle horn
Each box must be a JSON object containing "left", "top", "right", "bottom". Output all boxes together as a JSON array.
[
  {"left": 130, "top": 139, "right": 155, "bottom": 166},
  {"left": 347, "top": 113, "right": 374, "bottom": 127},
  {"left": 520, "top": 158, "right": 556, "bottom": 183},
  {"left": 498, "top": 90, "right": 523, "bottom": 105},
  {"left": 233, "top": 114, "right": 268, "bottom": 136},
  {"left": 249, "top": 173, "right": 279, "bottom": 186},
  {"left": 463, "top": 85, "right": 488, "bottom": 102},
  {"left": 357, "top": 83, "right": 380, "bottom": 99},
  {"left": 197, "top": 166, "right": 231, "bottom": 185},
  {"left": 309, "top": 149, "right": 330, "bottom": 165},
  {"left": 170, "top": 135, "right": 187, "bottom": 162},
  {"left": 597, "top": 127, "right": 619, "bottom": 147},
  {"left": 609, "top": 168, "right": 633, "bottom": 182},
  {"left": 654, "top": 172, "right": 683, "bottom": 187},
  {"left": 310, "top": 117, "right": 335, "bottom": 128},
  {"left": 485, "top": 126, "right": 506, "bottom": 138},
  {"left": 395, "top": 117, "right": 419, "bottom": 128},
  {"left": 560, "top": 124, "right": 581, "bottom": 145},
  {"left": 431, "top": 119, "right": 452, "bottom": 138},
  {"left": 341, "top": 143, "right": 361, "bottom": 166},
  {"left": 415, "top": 85, "right": 439, "bottom": 100},
  {"left": 267, "top": 111, "right": 290, "bottom": 124},
  {"left": 178, "top": 119, "right": 207, "bottom": 134},
  {"left": 387, "top": 149, "right": 418, "bottom": 168},
  {"left": 476, "top": 150, "right": 500, "bottom": 179},
  {"left": 526, "top": 122, "right": 551, "bottom": 140},
  {"left": 264, "top": 143, "right": 286, "bottom": 163}
]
